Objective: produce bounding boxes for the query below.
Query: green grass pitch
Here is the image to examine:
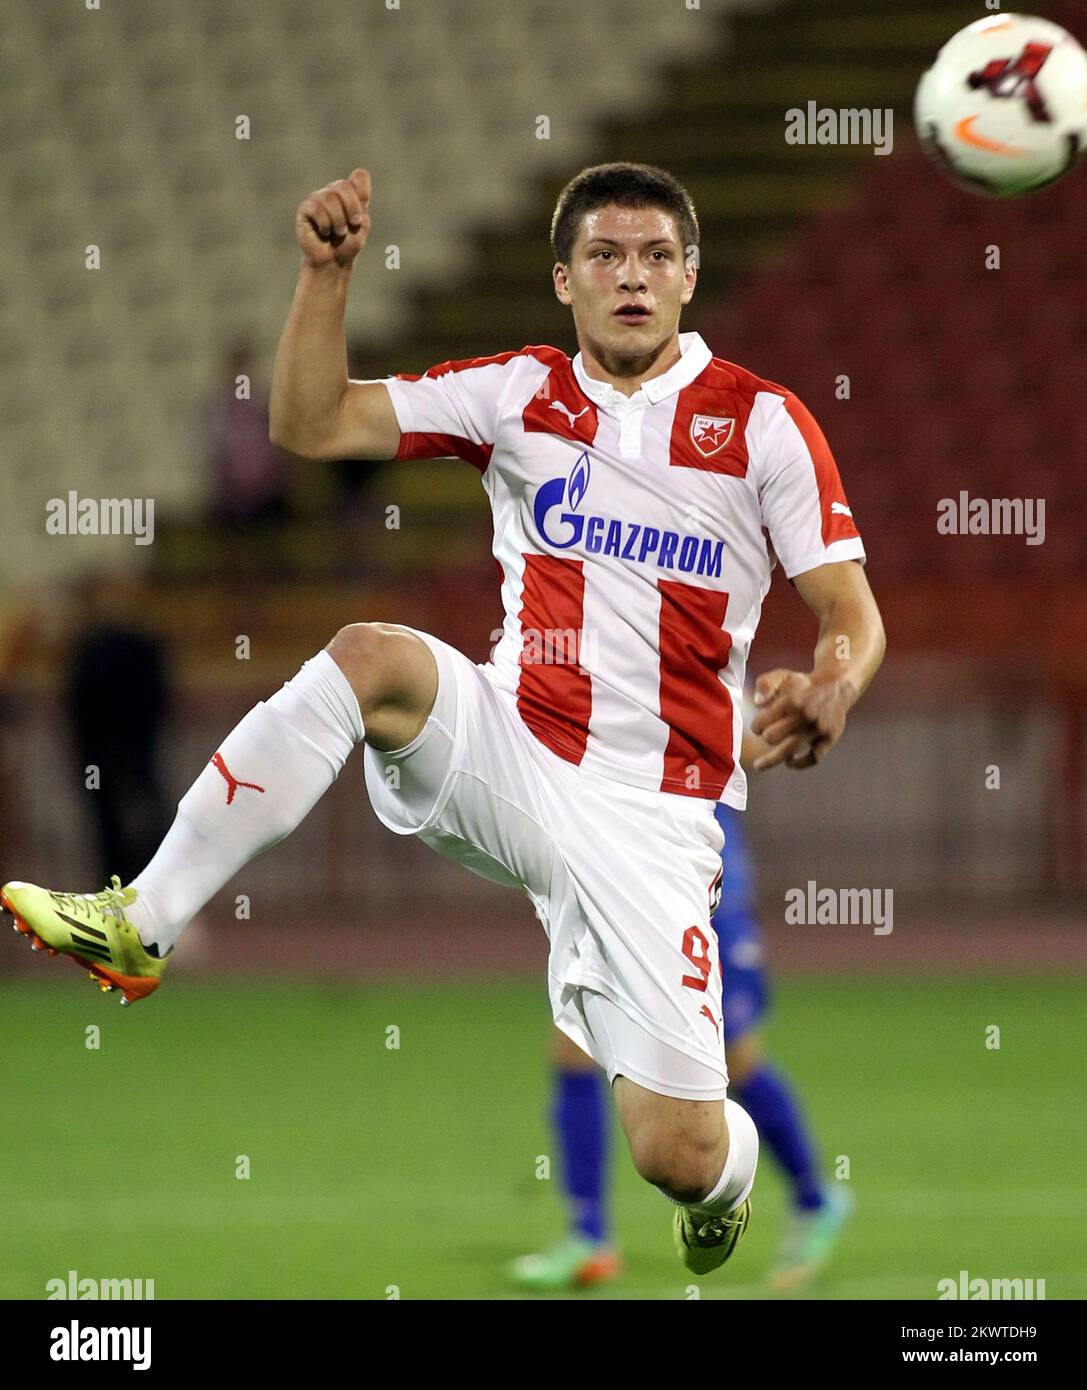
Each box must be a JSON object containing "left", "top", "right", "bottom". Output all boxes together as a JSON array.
[{"left": 1, "top": 974, "right": 1082, "bottom": 1300}]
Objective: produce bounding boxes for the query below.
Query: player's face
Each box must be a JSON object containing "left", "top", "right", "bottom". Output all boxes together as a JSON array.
[{"left": 553, "top": 204, "right": 696, "bottom": 371}]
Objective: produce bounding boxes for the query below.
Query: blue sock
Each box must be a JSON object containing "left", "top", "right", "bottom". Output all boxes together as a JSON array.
[
  {"left": 734, "top": 1065, "right": 825, "bottom": 1213},
  {"left": 553, "top": 1069, "right": 608, "bottom": 1243}
]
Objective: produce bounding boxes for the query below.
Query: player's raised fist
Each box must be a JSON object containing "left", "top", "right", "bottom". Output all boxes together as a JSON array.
[{"left": 296, "top": 169, "right": 372, "bottom": 269}]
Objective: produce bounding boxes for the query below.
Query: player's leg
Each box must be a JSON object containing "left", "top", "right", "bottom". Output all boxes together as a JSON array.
[
  {"left": 727, "top": 1028, "right": 853, "bottom": 1289},
  {"left": 550, "top": 1026, "right": 611, "bottom": 1247},
  {"left": 570, "top": 990, "right": 757, "bottom": 1274},
  {"left": 127, "top": 621, "right": 434, "bottom": 948},
  {"left": 611, "top": 1069, "right": 758, "bottom": 1275},
  {"left": 2, "top": 622, "right": 437, "bottom": 999},
  {"left": 611, "top": 1074, "right": 748, "bottom": 1204},
  {"left": 325, "top": 620, "right": 438, "bottom": 752},
  {"left": 508, "top": 1026, "right": 621, "bottom": 1291}
]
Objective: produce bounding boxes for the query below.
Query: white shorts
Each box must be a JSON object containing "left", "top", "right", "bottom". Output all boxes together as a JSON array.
[{"left": 363, "top": 627, "right": 730, "bottom": 1100}]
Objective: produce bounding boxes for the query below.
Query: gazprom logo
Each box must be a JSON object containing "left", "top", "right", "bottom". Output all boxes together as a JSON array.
[
  {"left": 532, "top": 452, "right": 723, "bottom": 578},
  {"left": 533, "top": 452, "right": 591, "bottom": 550}
]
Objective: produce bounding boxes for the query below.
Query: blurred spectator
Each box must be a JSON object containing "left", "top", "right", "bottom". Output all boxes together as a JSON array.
[
  {"left": 65, "top": 571, "right": 171, "bottom": 885},
  {"left": 209, "top": 343, "right": 292, "bottom": 525}
]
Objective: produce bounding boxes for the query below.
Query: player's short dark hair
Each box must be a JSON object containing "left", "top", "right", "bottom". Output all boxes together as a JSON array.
[{"left": 550, "top": 162, "right": 700, "bottom": 264}]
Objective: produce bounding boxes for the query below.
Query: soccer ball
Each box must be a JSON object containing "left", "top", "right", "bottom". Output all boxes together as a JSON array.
[{"left": 914, "top": 12, "right": 1087, "bottom": 197}]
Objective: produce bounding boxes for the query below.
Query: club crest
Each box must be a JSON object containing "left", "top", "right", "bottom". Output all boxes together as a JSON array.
[{"left": 690, "top": 415, "right": 736, "bottom": 458}]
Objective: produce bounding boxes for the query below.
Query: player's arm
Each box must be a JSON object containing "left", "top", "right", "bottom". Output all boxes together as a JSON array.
[
  {"left": 750, "top": 559, "right": 885, "bottom": 771},
  {"left": 269, "top": 168, "right": 400, "bottom": 461}
]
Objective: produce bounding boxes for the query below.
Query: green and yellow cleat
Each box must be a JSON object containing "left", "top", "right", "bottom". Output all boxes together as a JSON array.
[
  {"left": 1, "top": 876, "right": 168, "bottom": 1006},
  {"left": 673, "top": 1196, "right": 751, "bottom": 1275},
  {"left": 507, "top": 1236, "right": 623, "bottom": 1292}
]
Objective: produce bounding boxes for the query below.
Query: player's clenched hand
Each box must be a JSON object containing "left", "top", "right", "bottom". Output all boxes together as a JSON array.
[
  {"left": 749, "top": 669, "right": 853, "bottom": 771},
  {"left": 296, "top": 169, "right": 371, "bottom": 269}
]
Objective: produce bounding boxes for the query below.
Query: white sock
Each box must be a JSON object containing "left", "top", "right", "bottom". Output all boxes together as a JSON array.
[
  {"left": 126, "top": 650, "right": 364, "bottom": 952},
  {"left": 683, "top": 1098, "right": 760, "bottom": 1218}
]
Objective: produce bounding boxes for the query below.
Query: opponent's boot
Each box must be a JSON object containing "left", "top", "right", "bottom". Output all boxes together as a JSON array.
[
  {"left": 769, "top": 1185, "right": 854, "bottom": 1292},
  {"left": 508, "top": 1236, "right": 622, "bottom": 1292}
]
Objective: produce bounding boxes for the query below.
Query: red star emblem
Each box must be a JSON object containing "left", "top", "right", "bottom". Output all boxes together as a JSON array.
[{"left": 689, "top": 415, "right": 736, "bottom": 458}]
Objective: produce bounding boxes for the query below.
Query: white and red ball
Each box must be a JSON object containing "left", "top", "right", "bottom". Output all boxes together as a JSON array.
[{"left": 915, "top": 12, "right": 1087, "bottom": 196}]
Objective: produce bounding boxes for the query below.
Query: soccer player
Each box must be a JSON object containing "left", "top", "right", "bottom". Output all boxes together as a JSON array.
[
  {"left": 510, "top": 733, "right": 853, "bottom": 1293},
  {"left": 2, "top": 163, "right": 885, "bottom": 1277}
]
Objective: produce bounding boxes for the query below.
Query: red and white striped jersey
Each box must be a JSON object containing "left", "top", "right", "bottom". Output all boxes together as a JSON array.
[{"left": 382, "top": 331, "right": 865, "bottom": 807}]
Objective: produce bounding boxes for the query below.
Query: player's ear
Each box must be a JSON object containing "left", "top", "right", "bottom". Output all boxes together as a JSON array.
[
  {"left": 553, "top": 262, "right": 572, "bottom": 305},
  {"left": 681, "top": 246, "right": 698, "bottom": 303}
]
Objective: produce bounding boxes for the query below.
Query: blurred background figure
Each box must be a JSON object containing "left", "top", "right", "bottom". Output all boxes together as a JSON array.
[{"left": 64, "top": 570, "right": 172, "bottom": 886}]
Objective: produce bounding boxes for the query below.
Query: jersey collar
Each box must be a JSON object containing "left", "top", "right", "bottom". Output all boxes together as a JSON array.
[{"left": 572, "top": 331, "right": 712, "bottom": 410}]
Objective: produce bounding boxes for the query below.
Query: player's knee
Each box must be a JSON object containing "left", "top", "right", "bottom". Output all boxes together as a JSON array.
[
  {"left": 629, "top": 1131, "right": 725, "bottom": 1203},
  {"left": 326, "top": 621, "right": 410, "bottom": 714}
]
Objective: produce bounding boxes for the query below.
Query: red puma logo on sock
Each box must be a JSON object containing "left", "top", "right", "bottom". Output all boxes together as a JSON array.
[
  {"left": 211, "top": 751, "right": 265, "bottom": 805},
  {"left": 700, "top": 1004, "right": 720, "bottom": 1040}
]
